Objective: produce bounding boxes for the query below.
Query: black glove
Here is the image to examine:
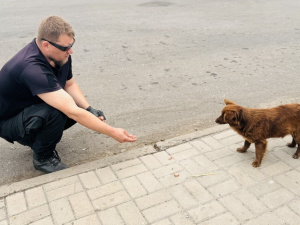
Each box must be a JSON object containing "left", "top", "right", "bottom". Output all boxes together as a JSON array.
[{"left": 86, "top": 106, "right": 106, "bottom": 120}]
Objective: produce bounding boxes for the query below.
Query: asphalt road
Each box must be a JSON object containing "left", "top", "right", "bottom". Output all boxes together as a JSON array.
[{"left": 1, "top": 0, "right": 300, "bottom": 185}]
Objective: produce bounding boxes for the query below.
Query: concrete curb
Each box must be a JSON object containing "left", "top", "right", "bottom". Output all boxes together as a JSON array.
[
  {"left": 154, "top": 125, "right": 229, "bottom": 151},
  {"left": 0, "top": 125, "right": 229, "bottom": 198}
]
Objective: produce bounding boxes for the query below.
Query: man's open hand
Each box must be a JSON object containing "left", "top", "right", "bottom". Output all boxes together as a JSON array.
[{"left": 112, "top": 128, "right": 137, "bottom": 143}]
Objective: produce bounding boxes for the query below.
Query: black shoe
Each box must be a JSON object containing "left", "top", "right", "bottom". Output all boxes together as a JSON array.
[{"left": 33, "top": 150, "right": 68, "bottom": 173}]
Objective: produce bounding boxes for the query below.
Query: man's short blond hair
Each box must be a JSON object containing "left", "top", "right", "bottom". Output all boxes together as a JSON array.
[{"left": 37, "top": 16, "right": 75, "bottom": 43}]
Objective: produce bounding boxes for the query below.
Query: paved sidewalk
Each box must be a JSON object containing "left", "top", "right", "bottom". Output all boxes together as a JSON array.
[{"left": 1, "top": 125, "right": 300, "bottom": 225}]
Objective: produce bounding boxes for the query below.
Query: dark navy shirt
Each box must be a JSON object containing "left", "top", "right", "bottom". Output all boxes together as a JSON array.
[{"left": 0, "top": 39, "right": 73, "bottom": 120}]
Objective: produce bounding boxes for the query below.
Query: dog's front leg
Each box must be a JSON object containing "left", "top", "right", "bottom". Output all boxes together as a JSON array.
[
  {"left": 252, "top": 140, "right": 267, "bottom": 167},
  {"left": 237, "top": 140, "right": 251, "bottom": 153}
]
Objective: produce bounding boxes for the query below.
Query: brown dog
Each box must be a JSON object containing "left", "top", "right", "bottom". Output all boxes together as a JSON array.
[{"left": 215, "top": 99, "right": 300, "bottom": 167}]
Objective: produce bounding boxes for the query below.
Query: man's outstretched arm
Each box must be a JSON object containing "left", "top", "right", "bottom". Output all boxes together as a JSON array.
[{"left": 38, "top": 89, "right": 137, "bottom": 143}]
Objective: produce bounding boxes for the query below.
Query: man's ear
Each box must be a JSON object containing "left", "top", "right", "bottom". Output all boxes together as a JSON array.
[{"left": 224, "top": 99, "right": 235, "bottom": 105}]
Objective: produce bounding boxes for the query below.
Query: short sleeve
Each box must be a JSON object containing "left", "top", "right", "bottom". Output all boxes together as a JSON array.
[{"left": 20, "top": 64, "right": 61, "bottom": 96}]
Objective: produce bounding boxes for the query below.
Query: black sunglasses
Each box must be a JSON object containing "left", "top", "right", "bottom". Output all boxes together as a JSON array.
[{"left": 41, "top": 38, "right": 75, "bottom": 51}]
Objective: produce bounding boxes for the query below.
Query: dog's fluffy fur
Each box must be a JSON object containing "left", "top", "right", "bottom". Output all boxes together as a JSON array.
[{"left": 215, "top": 99, "right": 300, "bottom": 167}]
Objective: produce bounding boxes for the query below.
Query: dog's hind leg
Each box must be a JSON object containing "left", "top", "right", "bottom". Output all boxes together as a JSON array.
[
  {"left": 293, "top": 147, "right": 300, "bottom": 159},
  {"left": 291, "top": 133, "right": 300, "bottom": 158},
  {"left": 287, "top": 137, "right": 296, "bottom": 148},
  {"left": 252, "top": 140, "right": 267, "bottom": 167},
  {"left": 237, "top": 140, "right": 251, "bottom": 153}
]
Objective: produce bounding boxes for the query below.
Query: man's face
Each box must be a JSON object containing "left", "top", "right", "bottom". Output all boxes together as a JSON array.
[{"left": 47, "top": 34, "right": 74, "bottom": 67}]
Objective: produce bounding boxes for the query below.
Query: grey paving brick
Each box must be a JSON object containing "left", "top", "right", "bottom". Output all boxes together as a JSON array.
[
  {"left": 169, "top": 184, "right": 198, "bottom": 209},
  {"left": 158, "top": 170, "right": 191, "bottom": 187},
  {"left": 0, "top": 199, "right": 4, "bottom": 208},
  {"left": 6, "top": 192, "right": 26, "bottom": 217},
  {"left": 218, "top": 135, "right": 244, "bottom": 146},
  {"left": 96, "top": 166, "right": 117, "bottom": 184},
  {"left": 152, "top": 163, "right": 184, "bottom": 178},
  {"left": 208, "top": 179, "right": 240, "bottom": 198},
  {"left": 274, "top": 174, "right": 300, "bottom": 195},
  {"left": 50, "top": 198, "right": 75, "bottom": 225},
  {"left": 197, "top": 170, "right": 229, "bottom": 188},
  {"left": 142, "top": 200, "right": 181, "bottom": 223},
  {"left": 201, "top": 136, "right": 225, "bottom": 149},
  {"left": 65, "top": 214, "right": 101, "bottom": 225},
  {"left": 98, "top": 207, "right": 124, "bottom": 225},
  {"left": 227, "top": 166, "right": 256, "bottom": 187},
  {"left": 111, "top": 158, "right": 141, "bottom": 171},
  {"left": 153, "top": 151, "right": 172, "bottom": 165},
  {"left": 170, "top": 213, "right": 195, "bottom": 225},
  {"left": 212, "top": 130, "right": 237, "bottom": 140},
  {"left": 135, "top": 189, "right": 172, "bottom": 210},
  {"left": 122, "top": 176, "right": 147, "bottom": 198},
  {"left": 0, "top": 221, "right": 8, "bottom": 225},
  {"left": 25, "top": 186, "right": 47, "bottom": 209},
  {"left": 117, "top": 201, "right": 147, "bottom": 225},
  {"left": 204, "top": 147, "right": 234, "bottom": 161},
  {"left": 137, "top": 171, "right": 163, "bottom": 193},
  {"left": 114, "top": 163, "right": 148, "bottom": 179},
  {"left": 200, "top": 213, "right": 239, "bottom": 225},
  {"left": 214, "top": 154, "right": 243, "bottom": 168},
  {"left": 88, "top": 181, "right": 123, "bottom": 200},
  {"left": 234, "top": 189, "right": 268, "bottom": 214},
  {"left": 273, "top": 206, "right": 300, "bottom": 225},
  {"left": 30, "top": 217, "right": 54, "bottom": 225},
  {"left": 140, "top": 154, "right": 162, "bottom": 170},
  {"left": 192, "top": 155, "right": 219, "bottom": 172},
  {"left": 79, "top": 171, "right": 101, "bottom": 189},
  {"left": 0, "top": 208, "right": 5, "bottom": 221},
  {"left": 257, "top": 154, "right": 280, "bottom": 168},
  {"left": 288, "top": 199, "right": 300, "bottom": 215},
  {"left": 260, "top": 188, "right": 295, "bottom": 209},
  {"left": 151, "top": 219, "right": 172, "bottom": 225},
  {"left": 190, "top": 139, "right": 213, "bottom": 153},
  {"left": 166, "top": 143, "right": 193, "bottom": 154},
  {"left": 285, "top": 170, "right": 300, "bottom": 183},
  {"left": 45, "top": 181, "right": 83, "bottom": 202},
  {"left": 229, "top": 162, "right": 267, "bottom": 181},
  {"left": 69, "top": 192, "right": 94, "bottom": 219},
  {"left": 219, "top": 195, "right": 254, "bottom": 222},
  {"left": 171, "top": 148, "right": 200, "bottom": 161},
  {"left": 43, "top": 176, "right": 79, "bottom": 191},
  {"left": 9, "top": 204, "right": 49, "bottom": 225},
  {"left": 184, "top": 179, "right": 213, "bottom": 204},
  {"left": 261, "top": 161, "right": 292, "bottom": 176},
  {"left": 268, "top": 138, "right": 290, "bottom": 150},
  {"left": 188, "top": 200, "right": 225, "bottom": 223},
  {"left": 244, "top": 212, "right": 286, "bottom": 225},
  {"left": 248, "top": 179, "right": 282, "bottom": 198},
  {"left": 92, "top": 190, "right": 131, "bottom": 210},
  {"left": 273, "top": 150, "right": 300, "bottom": 167},
  {"left": 179, "top": 158, "right": 206, "bottom": 176}
]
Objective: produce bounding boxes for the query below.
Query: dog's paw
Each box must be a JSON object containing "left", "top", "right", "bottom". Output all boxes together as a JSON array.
[
  {"left": 237, "top": 147, "right": 247, "bottom": 153},
  {"left": 252, "top": 160, "right": 261, "bottom": 167},
  {"left": 292, "top": 153, "right": 300, "bottom": 159}
]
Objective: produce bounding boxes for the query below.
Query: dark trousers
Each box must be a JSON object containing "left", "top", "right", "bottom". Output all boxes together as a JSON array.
[{"left": 0, "top": 103, "right": 76, "bottom": 157}]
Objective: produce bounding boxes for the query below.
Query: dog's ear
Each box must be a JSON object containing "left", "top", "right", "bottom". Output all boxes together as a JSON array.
[
  {"left": 224, "top": 99, "right": 235, "bottom": 105},
  {"left": 237, "top": 108, "right": 246, "bottom": 126},
  {"left": 230, "top": 108, "right": 246, "bottom": 129}
]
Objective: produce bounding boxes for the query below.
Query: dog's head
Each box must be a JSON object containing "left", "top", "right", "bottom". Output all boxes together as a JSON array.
[{"left": 215, "top": 99, "right": 244, "bottom": 127}]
